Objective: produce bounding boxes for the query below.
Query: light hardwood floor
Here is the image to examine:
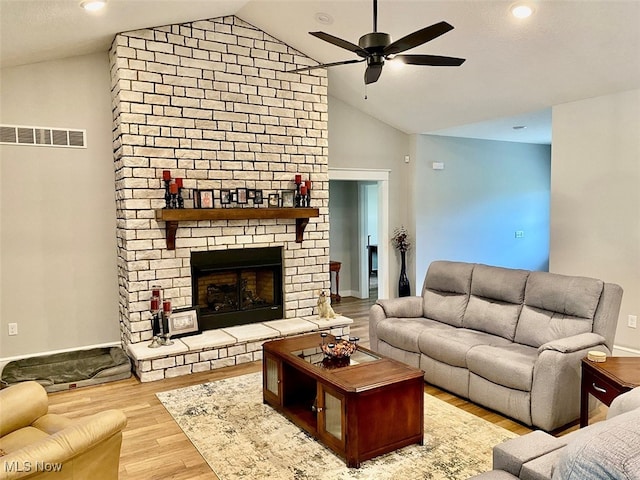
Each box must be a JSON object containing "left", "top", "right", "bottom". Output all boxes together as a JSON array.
[{"left": 46, "top": 295, "right": 593, "bottom": 479}]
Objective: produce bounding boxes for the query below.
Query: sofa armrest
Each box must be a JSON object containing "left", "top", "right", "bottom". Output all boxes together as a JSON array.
[
  {"left": 2, "top": 409, "right": 127, "bottom": 479},
  {"left": 531, "top": 338, "right": 610, "bottom": 431},
  {"left": 607, "top": 386, "right": 640, "bottom": 419},
  {"left": 375, "top": 296, "right": 423, "bottom": 318},
  {"left": 369, "top": 297, "right": 423, "bottom": 351},
  {"left": 492, "top": 430, "right": 568, "bottom": 477},
  {"left": 538, "top": 332, "right": 607, "bottom": 354}
]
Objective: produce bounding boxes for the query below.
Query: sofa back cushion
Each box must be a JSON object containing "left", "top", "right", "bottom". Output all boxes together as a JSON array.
[
  {"left": 514, "top": 271, "right": 604, "bottom": 348},
  {"left": 422, "top": 261, "right": 473, "bottom": 327},
  {"left": 462, "top": 264, "right": 529, "bottom": 341},
  {"left": 0, "top": 381, "right": 48, "bottom": 437}
]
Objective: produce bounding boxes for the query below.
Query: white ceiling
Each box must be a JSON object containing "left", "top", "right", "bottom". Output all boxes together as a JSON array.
[{"left": 2, "top": 0, "right": 640, "bottom": 145}]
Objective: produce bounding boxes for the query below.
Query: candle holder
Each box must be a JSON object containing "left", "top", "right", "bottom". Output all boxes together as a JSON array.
[
  {"left": 161, "top": 311, "right": 174, "bottom": 346},
  {"left": 161, "top": 300, "right": 174, "bottom": 346},
  {"left": 148, "top": 312, "right": 163, "bottom": 348},
  {"left": 305, "top": 180, "right": 312, "bottom": 207},
  {"left": 164, "top": 180, "right": 172, "bottom": 209},
  {"left": 170, "top": 191, "right": 178, "bottom": 209},
  {"left": 148, "top": 288, "right": 163, "bottom": 348},
  {"left": 177, "top": 188, "right": 184, "bottom": 209},
  {"left": 294, "top": 175, "right": 302, "bottom": 207}
]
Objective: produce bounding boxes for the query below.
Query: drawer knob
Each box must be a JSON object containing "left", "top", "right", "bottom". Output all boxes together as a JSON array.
[{"left": 593, "top": 383, "right": 607, "bottom": 394}]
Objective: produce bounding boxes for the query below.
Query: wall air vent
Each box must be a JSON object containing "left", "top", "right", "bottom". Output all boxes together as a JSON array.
[{"left": 0, "top": 124, "right": 86, "bottom": 148}]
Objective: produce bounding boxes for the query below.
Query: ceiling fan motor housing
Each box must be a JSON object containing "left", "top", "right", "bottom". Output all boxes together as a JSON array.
[{"left": 358, "top": 32, "right": 391, "bottom": 53}]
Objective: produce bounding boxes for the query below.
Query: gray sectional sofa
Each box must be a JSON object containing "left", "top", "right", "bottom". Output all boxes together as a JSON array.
[
  {"left": 470, "top": 386, "right": 640, "bottom": 479},
  {"left": 369, "top": 260, "right": 623, "bottom": 431}
]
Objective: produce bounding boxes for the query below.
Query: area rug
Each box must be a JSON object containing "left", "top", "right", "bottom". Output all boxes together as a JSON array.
[{"left": 157, "top": 372, "right": 517, "bottom": 479}]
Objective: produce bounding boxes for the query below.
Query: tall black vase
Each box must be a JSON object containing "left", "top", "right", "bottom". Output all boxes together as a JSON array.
[{"left": 398, "top": 250, "right": 411, "bottom": 297}]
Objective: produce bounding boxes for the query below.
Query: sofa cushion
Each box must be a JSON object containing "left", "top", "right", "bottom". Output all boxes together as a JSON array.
[
  {"left": 0, "top": 426, "right": 49, "bottom": 452},
  {"left": 376, "top": 317, "right": 448, "bottom": 353},
  {"left": 422, "top": 261, "right": 474, "bottom": 327},
  {"left": 467, "top": 344, "right": 538, "bottom": 392},
  {"left": 514, "top": 272, "right": 604, "bottom": 348},
  {"left": 462, "top": 265, "right": 529, "bottom": 341},
  {"left": 419, "top": 327, "right": 512, "bottom": 368}
]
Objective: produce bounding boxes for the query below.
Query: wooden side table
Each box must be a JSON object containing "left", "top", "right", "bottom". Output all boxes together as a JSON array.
[
  {"left": 580, "top": 357, "right": 640, "bottom": 427},
  {"left": 329, "top": 261, "right": 341, "bottom": 303}
]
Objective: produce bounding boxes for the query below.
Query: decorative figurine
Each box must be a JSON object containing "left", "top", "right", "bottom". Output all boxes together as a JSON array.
[{"left": 317, "top": 290, "right": 337, "bottom": 319}]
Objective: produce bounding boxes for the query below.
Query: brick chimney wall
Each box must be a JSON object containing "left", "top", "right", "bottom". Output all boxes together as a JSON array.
[{"left": 109, "top": 16, "right": 329, "bottom": 348}]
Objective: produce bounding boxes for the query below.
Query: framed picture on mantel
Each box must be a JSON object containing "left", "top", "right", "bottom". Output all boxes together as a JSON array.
[{"left": 196, "top": 189, "right": 214, "bottom": 209}]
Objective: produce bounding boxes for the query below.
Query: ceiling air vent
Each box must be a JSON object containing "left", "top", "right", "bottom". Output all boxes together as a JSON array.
[{"left": 0, "top": 124, "right": 86, "bottom": 148}]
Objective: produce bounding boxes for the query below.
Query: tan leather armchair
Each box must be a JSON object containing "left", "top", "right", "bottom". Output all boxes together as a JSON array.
[{"left": 0, "top": 381, "right": 127, "bottom": 479}]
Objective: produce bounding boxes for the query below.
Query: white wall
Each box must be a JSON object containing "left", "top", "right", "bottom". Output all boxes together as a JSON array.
[
  {"left": 551, "top": 89, "right": 640, "bottom": 351},
  {"left": 0, "top": 53, "right": 119, "bottom": 359},
  {"left": 413, "top": 135, "right": 551, "bottom": 282}
]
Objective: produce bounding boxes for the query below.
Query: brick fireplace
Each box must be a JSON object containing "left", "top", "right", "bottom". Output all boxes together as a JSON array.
[{"left": 109, "top": 16, "right": 349, "bottom": 381}]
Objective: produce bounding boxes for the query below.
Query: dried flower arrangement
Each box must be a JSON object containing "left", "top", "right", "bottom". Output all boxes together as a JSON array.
[{"left": 391, "top": 226, "right": 411, "bottom": 253}]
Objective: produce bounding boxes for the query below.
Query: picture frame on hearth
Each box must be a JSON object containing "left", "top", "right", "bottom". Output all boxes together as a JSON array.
[
  {"left": 268, "top": 193, "right": 279, "bottom": 207},
  {"left": 197, "top": 189, "right": 214, "bottom": 209},
  {"left": 281, "top": 190, "right": 295, "bottom": 208},
  {"left": 168, "top": 306, "right": 200, "bottom": 338},
  {"left": 237, "top": 187, "right": 248, "bottom": 204},
  {"left": 220, "top": 189, "right": 231, "bottom": 206},
  {"left": 247, "top": 189, "right": 256, "bottom": 201},
  {"left": 253, "top": 190, "right": 264, "bottom": 205}
]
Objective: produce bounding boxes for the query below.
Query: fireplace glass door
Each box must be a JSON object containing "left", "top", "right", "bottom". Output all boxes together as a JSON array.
[{"left": 191, "top": 247, "right": 283, "bottom": 330}]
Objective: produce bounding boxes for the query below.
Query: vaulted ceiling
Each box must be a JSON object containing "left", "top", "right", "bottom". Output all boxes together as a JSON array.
[{"left": 1, "top": 1, "right": 639, "bottom": 144}]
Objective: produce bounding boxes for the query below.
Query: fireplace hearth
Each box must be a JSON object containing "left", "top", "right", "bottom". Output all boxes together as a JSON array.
[{"left": 191, "top": 247, "right": 283, "bottom": 331}]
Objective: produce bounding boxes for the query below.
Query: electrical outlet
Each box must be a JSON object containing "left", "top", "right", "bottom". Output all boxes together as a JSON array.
[
  {"left": 8, "top": 323, "right": 18, "bottom": 336},
  {"left": 629, "top": 315, "right": 638, "bottom": 329},
  {"left": 515, "top": 230, "right": 525, "bottom": 238}
]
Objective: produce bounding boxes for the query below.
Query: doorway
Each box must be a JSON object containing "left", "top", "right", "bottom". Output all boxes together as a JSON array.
[{"left": 328, "top": 169, "right": 390, "bottom": 300}]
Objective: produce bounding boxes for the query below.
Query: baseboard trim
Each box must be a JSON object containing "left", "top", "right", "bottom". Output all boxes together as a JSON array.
[
  {"left": 0, "top": 341, "right": 122, "bottom": 372},
  {"left": 612, "top": 345, "right": 640, "bottom": 356}
]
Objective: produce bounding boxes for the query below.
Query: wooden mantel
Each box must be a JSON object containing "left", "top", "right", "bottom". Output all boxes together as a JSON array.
[{"left": 155, "top": 207, "right": 320, "bottom": 249}]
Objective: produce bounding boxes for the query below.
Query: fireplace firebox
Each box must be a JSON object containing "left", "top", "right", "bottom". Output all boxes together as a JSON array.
[{"left": 191, "top": 247, "right": 283, "bottom": 330}]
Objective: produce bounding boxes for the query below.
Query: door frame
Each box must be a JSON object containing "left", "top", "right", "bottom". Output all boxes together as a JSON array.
[{"left": 328, "top": 168, "right": 390, "bottom": 299}]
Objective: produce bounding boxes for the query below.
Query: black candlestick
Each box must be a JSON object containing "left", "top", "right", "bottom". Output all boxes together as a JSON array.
[
  {"left": 164, "top": 180, "right": 172, "bottom": 208},
  {"left": 177, "top": 188, "right": 184, "bottom": 208}
]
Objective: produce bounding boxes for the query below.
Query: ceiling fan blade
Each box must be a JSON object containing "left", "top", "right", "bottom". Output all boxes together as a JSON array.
[
  {"left": 364, "top": 64, "right": 383, "bottom": 84},
  {"left": 289, "top": 58, "right": 365, "bottom": 74},
  {"left": 310, "top": 31, "right": 369, "bottom": 57},
  {"left": 383, "top": 21, "right": 454, "bottom": 56},
  {"left": 395, "top": 54, "right": 466, "bottom": 67}
]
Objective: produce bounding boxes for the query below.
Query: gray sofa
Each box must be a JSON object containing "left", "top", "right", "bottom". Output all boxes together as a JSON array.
[
  {"left": 470, "top": 386, "right": 640, "bottom": 479},
  {"left": 369, "top": 260, "right": 623, "bottom": 431}
]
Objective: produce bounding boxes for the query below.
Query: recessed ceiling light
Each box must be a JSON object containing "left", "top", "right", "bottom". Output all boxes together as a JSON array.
[
  {"left": 80, "top": 0, "right": 106, "bottom": 12},
  {"left": 511, "top": 4, "right": 534, "bottom": 19},
  {"left": 315, "top": 12, "right": 334, "bottom": 25}
]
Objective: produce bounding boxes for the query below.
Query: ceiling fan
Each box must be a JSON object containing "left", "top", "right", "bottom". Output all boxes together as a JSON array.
[{"left": 290, "top": 0, "right": 466, "bottom": 85}]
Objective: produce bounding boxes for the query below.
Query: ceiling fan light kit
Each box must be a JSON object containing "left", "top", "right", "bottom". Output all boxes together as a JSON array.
[{"left": 289, "top": 0, "right": 465, "bottom": 85}]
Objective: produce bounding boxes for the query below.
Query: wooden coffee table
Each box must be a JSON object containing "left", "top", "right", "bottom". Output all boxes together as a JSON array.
[
  {"left": 580, "top": 356, "right": 640, "bottom": 427},
  {"left": 263, "top": 333, "right": 424, "bottom": 468}
]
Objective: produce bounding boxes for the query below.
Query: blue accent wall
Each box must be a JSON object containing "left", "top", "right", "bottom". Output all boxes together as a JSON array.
[{"left": 414, "top": 135, "right": 551, "bottom": 281}]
